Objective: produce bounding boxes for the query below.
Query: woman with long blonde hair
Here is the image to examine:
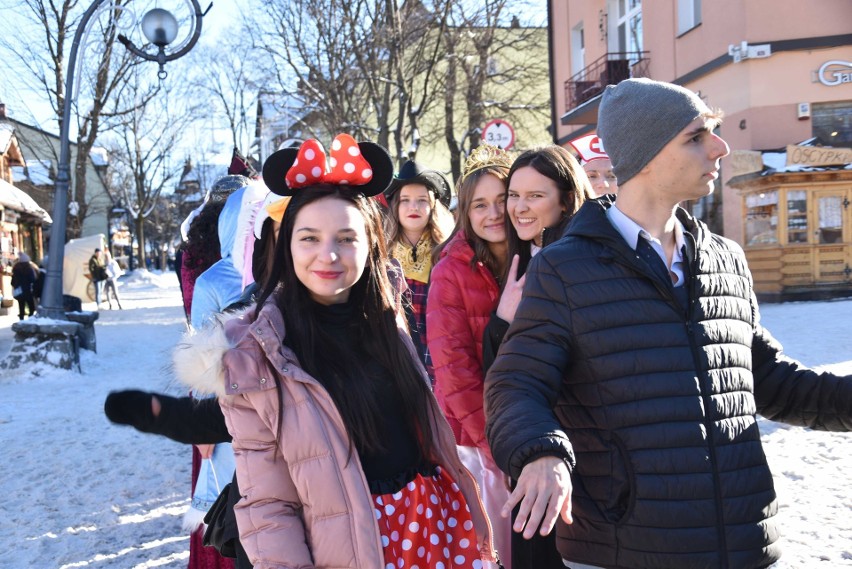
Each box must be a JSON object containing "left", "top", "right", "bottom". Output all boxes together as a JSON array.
[{"left": 383, "top": 160, "right": 455, "bottom": 381}]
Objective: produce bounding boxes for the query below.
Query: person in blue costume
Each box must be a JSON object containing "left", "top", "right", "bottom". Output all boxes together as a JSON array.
[{"left": 185, "top": 177, "right": 266, "bottom": 569}]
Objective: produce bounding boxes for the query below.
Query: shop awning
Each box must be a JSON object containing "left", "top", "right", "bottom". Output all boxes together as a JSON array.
[{"left": 0, "top": 177, "right": 52, "bottom": 223}]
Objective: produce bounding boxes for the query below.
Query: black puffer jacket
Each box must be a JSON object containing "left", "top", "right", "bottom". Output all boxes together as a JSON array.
[{"left": 484, "top": 198, "right": 852, "bottom": 569}]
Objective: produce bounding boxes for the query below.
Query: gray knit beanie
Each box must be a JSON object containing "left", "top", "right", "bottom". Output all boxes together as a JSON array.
[{"left": 597, "top": 78, "right": 712, "bottom": 185}]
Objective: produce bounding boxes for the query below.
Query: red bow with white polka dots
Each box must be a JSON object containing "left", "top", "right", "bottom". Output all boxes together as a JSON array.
[{"left": 285, "top": 134, "right": 374, "bottom": 189}]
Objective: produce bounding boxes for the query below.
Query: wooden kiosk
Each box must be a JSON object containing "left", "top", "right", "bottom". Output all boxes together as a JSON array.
[{"left": 728, "top": 145, "right": 852, "bottom": 302}]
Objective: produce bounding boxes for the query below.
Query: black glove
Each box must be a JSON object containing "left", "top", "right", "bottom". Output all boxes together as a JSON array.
[{"left": 104, "top": 390, "right": 157, "bottom": 432}]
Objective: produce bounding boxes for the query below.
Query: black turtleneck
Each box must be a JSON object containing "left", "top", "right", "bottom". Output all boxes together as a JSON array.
[{"left": 311, "top": 300, "right": 427, "bottom": 493}]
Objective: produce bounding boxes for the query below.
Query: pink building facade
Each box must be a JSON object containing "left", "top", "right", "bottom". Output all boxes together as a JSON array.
[{"left": 548, "top": 0, "right": 852, "bottom": 244}]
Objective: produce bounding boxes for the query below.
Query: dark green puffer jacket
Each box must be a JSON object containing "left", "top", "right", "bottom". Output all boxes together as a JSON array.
[{"left": 485, "top": 197, "right": 852, "bottom": 569}]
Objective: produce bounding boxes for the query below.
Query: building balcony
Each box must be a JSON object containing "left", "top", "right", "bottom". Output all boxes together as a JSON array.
[{"left": 564, "top": 51, "right": 651, "bottom": 115}]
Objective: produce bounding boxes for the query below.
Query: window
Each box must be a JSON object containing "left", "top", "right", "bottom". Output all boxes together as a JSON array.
[
  {"left": 745, "top": 191, "right": 779, "bottom": 246},
  {"left": 614, "top": 0, "right": 642, "bottom": 56},
  {"left": 677, "top": 0, "right": 702, "bottom": 35},
  {"left": 486, "top": 56, "right": 499, "bottom": 77},
  {"left": 812, "top": 101, "right": 852, "bottom": 148},
  {"left": 786, "top": 190, "right": 808, "bottom": 243},
  {"left": 571, "top": 22, "right": 585, "bottom": 78},
  {"left": 817, "top": 195, "right": 844, "bottom": 244}
]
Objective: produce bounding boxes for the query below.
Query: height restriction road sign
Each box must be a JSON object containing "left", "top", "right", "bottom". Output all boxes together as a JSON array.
[{"left": 482, "top": 119, "right": 515, "bottom": 150}]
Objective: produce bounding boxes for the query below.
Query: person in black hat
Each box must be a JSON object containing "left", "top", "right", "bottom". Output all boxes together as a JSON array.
[{"left": 383, "top": 160, "right": 455, "bottom": 384}]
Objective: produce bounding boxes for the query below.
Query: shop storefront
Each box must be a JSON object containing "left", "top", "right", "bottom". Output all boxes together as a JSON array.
[
  {"left": 0, "top": 178, "right": 50, "bottom": 308},
  {"left": 730, "top": 146, "right": 852, "bottom": 301}
]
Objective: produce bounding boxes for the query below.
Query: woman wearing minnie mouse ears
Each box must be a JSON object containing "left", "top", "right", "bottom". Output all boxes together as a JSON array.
[{"left": 174, "top": 134, "right": 499, "bottom": 569}]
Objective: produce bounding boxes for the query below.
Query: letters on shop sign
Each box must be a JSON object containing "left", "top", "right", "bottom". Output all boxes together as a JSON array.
[
  {"left": 786, "top": 145, "right": 852, "bottom": 167},
  {"left": 817, "top": 60, "right": 852, "bottom": 87}
]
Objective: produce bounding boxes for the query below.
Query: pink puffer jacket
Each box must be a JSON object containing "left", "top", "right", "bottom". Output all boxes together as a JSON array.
[{"left": 174, "top": 303, "right": 498, "bottom": 569}]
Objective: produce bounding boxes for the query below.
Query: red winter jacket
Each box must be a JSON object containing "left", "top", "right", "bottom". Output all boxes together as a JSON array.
[{"left": 426, "top": 231, "right": 500, "bottom": 449}]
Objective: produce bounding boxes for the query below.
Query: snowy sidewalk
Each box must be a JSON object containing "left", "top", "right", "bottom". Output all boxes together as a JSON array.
[
  {"left": 1, "top": 270, "right": 193, "bottom": 569},
  {"left": 0, "top": 274, "right": 172, "bottom": 357}
]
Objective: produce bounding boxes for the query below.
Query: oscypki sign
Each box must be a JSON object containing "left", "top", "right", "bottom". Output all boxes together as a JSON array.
[{"left": 482, "top": 119, "right": 515, "bottom": 150}]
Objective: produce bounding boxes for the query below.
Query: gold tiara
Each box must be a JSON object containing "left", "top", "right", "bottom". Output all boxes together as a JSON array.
[{"left": 459, "top": 144, "right": 515, "bottom": 184}]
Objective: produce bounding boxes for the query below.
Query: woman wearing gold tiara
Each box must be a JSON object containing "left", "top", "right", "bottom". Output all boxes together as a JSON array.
[{"left": 427, "top": 144, "right": 516, "bottom": 568}]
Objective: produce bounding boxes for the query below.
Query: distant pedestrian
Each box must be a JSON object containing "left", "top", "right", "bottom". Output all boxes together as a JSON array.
[
  {"left": 88, "top": 248, "right": 107, "bottom": 308},
  {"left": 11, "top": 252, "right": 37, "bottom": 320},
  {"left": 32, "top": 259, "right": 46, "bottom": 307},
  {"left": 103, "top": 251, "right": 123, "bottom": 310}
]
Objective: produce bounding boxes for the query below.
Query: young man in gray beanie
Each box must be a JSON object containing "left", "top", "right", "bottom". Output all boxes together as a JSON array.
[{"left": 484, "top": 78, "right": 852, "bottom": 569}]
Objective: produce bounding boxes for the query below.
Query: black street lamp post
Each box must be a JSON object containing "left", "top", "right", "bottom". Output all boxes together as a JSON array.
[{"left": 39, "top": 0, "right": 207, "bottom": 319}]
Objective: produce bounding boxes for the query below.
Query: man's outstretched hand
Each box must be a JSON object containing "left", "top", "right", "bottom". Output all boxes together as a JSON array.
[{"left": 502, "top": 455, "right": 573, "bottom": 539}]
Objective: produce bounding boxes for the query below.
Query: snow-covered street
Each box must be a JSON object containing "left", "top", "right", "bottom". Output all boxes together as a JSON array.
[{"left": 0, "top": 272, "right": 849, "bottom": 568}]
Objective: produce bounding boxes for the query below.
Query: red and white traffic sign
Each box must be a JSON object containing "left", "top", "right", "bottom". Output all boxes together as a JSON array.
[{"left": 482, "top": 119, "right": 515, "bottom": 150}]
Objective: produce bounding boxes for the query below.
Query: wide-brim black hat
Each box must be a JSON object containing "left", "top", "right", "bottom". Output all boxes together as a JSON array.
[{"left": 385, "top": 160, "right": 452, "bottom": 208}]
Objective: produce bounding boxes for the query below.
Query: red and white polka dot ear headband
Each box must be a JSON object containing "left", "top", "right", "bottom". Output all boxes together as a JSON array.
[{"left": 262, "top": 133, "right": 394, "bottom": 198}]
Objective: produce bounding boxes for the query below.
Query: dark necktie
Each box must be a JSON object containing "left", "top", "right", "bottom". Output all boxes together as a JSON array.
[{"left": 636, "top": 236, "right": 674, "bottom": 284}]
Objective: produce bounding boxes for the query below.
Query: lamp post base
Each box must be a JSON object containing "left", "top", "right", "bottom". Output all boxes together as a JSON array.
[{"left": 1, "top": 311, "right": 100, "bottom": 372}]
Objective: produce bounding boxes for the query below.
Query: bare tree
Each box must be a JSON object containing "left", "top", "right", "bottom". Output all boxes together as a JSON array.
[
  {"left": 251, "top": 0, "right": 453, "bottom": 167},
  {"left": 441, "top": 0, "right": 550, "bottom": 181},
  {"left": 103, "top": 68, "right": 197, "bottom": 267},
  {"left": 245, "top": 0, "right": 547, "bottom": 175},
  {"left": 386, "top": 0, "right": 453, "bottom": 164},
  {"left": 188, "top": 36, "right": 273, "bottom": 154},
  {"left": 0, "top": 0, "right": 143, "bottom": 239},
  {"left": 145, "top": 194, "right": 180, "bottom": 270}
]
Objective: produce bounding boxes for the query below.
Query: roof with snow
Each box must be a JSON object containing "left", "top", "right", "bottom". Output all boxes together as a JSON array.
[
  {"left": 89, "top": 147, "right": 109, "bottom": 167},
  {"left": 178, "top": 163, "right": 226, "bottom": 195},
  {"left": 12, "top": 160, "right": 53, "bottom": 186},
  {"left": 0, "top": 123, "right": 13, "bottom": 153},
  {"left": 0, "top": 178, "right": 52, "bottom": 222},
  {"left": 728, "top": 139, "right": 852, "bottom": 187}
]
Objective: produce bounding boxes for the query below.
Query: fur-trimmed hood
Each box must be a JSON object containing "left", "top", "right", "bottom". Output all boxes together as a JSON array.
[
  {"left": 173, "top": 309, "right": 245, "bottom": 398},
  {"left": 173, "top": 302, "right": 313, "bottom": 400}
]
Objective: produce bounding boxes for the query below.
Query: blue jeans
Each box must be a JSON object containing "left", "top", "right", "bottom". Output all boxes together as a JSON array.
[{"left": 94, "top": 279, "right": 104, "bottom": 305}]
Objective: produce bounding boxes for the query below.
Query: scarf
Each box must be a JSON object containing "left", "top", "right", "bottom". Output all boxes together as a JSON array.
[{"left": 392, "top": 235, "right": 433, "bottom": 284}]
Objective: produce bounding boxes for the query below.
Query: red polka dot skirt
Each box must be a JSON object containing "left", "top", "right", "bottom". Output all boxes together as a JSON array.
[{"left": 373, "top": 466, "right": 483, "bottom": 569}]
